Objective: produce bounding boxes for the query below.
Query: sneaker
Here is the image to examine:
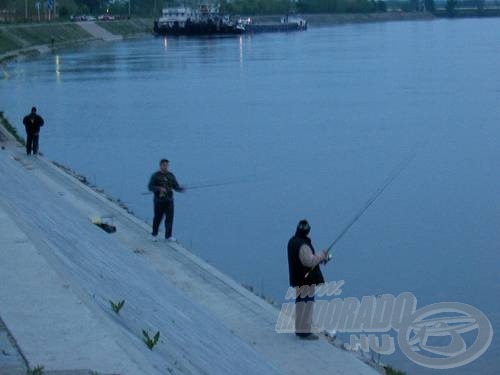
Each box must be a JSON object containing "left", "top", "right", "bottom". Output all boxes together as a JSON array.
[
  {"left": 297, "top": 333, "right": 319, "bottom": 341},
  {"left": 166, "top": 236, "right": 176, "bottom": 242},
  {"left": 151, "top": 235, "right": 159, "bottom": 242}
]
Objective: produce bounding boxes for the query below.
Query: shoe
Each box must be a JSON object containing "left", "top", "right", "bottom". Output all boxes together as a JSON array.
[
  {"left": 151, "top": 235, "right": 158, "bottom": 242},
  {"left": 166, "top": 236, "right": 176, "bottom": 242},
  {"left": 297, "top": 333, "right": 319, "bottom": 341}
]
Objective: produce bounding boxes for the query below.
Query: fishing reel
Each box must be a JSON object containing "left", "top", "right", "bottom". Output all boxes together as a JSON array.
[{"left": 322, "top": 252, "right": 333, "bottom": 265}]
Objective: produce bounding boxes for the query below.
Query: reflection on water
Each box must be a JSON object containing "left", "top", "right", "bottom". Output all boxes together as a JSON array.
[{"left": 0, "top": 19, "right": 499, "bottom": 375}]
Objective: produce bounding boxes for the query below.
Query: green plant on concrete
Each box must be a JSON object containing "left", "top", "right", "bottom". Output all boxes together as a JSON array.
[
  {"left": 109, "top": 299, "right": 125, "bottom": 314},
  {"left": 0, "top": 111, "right": 25, "bottom": 145},
  {"left": 142, "top": 329, "right": 160, "bottom": 350},
  {"left": 384, "top": 365, "right": 406, "bottom": 375},
  {"left": 27, "top": 365, "right": 44, "bottom": 375}
]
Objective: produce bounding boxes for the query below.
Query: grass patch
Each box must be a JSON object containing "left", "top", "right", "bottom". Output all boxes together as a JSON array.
[
  {"left": 0, "top": 29, "right": 24, "bottom": 54},
  {"left": 10, "top": 23, "right": 92, "bottom": 46},
  {"left": 384, "top": 365, "right": 406, "bottom": 375},
  {"left": 0, "top": 111, "right": 25, "bottom": 145},
  {"left": 97, "top": 19, "right": 153, "bottom": 36},
  {"left": 27, "top": 365, "right": 45, "bottom": 375}
]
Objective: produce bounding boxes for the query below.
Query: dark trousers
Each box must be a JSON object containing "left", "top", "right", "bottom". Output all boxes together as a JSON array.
[
  {"left": 152, "top": 199, "right": 174, "bottom": 238},
  {"left": 295, "top": 288, "right": 315, "bottom": 336},
  {"left": 26, "top": 133, "right": 39, "bottom": 155}
]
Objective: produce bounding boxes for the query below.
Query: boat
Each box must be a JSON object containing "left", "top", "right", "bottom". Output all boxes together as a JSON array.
[
  {"left": 242, "top": 15, "right": 307, "bottom": 33},
  {"left": 153, "top": 4, "right": 245, "bottom": 36}
]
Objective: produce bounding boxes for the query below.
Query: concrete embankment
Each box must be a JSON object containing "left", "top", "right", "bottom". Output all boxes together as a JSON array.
[
  {"left": 0, "top": 19, "right": 152, "bottom": 62},
  {"left": 0, "top": 123, "right": 380, "bottom": 374}
]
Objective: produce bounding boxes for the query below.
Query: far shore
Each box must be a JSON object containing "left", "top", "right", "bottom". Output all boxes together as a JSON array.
[{"left": 3, "top": 10, "right": 498, "bottom": 63}]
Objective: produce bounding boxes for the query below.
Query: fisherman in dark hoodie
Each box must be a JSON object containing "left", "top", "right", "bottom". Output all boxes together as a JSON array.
[
  {"left": 22, "top": 107, "right": 44, "bottom": 155},
  {"left": 287, "top": 219, "right": 328, "bottom": 340},
  {"left": 148, "top": 159, "right": 185, "bottom": 242}
]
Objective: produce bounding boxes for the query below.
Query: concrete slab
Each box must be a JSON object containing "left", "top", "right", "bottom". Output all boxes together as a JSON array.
[
  {"left": 0, "top": 207, "right": 145, "bottom": 374},
  {"left": 76, "top": 22, "right": 122, "bottom": 42},
  {"left": 0, "top": 130, "right": 380, "bottom": 375}
]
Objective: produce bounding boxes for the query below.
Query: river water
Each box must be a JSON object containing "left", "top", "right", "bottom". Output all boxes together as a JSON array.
[{"left": 1, "top": 18, "right": 499, "bottom": 374}]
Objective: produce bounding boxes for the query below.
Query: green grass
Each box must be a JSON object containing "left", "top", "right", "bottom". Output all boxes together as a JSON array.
[
  {"left": 384, "top": 365, "right": 406, "bottom": 375},
  {"left": 0, "top": 29, "right": 24, "bottom": 54},
  {"left": 0, "top": 111, "right": 25, "bottom": 145},
  {"left": 10, "top": 23, "right": 92, "bottom": 46},
  {"left": 96, "top": 19, "right": 153, "bottom": 36}
]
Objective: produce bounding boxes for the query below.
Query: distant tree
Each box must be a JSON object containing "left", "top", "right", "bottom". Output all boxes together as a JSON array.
[
  {"left": 475, "top": 0, "right": 485, "bottom": 12},
  {"left": 424, "top": 0, "right": 435, "bottom": 12},
  {"left": 375, "top": 0, "right": 387, "bottom": 11},
  {"left": 445, "top": 0, "right": 457, "bottom": 15}
]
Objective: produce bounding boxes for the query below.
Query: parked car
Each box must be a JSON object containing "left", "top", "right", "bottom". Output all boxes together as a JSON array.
[{"left": 98, "top": 14, "right": 115, "bottom": 21}]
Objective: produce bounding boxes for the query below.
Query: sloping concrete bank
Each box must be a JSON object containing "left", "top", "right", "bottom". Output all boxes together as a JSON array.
[
  {"left": 0, "top": 125, "right": 381, "bottom": 374},
  {"left": 0, "top": 19, "right": 152, "bottom": 62}
]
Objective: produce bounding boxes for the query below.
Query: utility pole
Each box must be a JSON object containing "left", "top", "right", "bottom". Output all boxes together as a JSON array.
[
  {"left": 25, "top": 0, "right": 28, "bottom": 20},
  {"left": 128, "top": 0, "right": 131, "bottom": 18}
]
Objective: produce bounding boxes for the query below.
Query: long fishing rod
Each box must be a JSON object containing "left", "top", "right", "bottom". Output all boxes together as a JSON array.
[
  {"left": 305, "top": 148, "right": 420, "bottom": 278},
  {"left": 140, "top": 179, "right": 249, "bottom": 195}
]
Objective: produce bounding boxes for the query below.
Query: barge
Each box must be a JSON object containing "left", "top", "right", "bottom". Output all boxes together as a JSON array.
[
  {"left": 242, "top": 15, "right": 307, "bottom": 33},
  {"left": 153, "top": 5, "right": 244, "bottom": 36}
]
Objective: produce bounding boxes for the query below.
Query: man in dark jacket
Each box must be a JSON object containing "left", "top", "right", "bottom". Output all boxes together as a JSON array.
[
  {"left": 287, "top": 219, "right": 328, "bottom": 340},
  {"left": 22, "top": 107, "right": 44, "bottom": 155},
  {"left": 148, "top": 159, "right": 185, "bottom": 242}
]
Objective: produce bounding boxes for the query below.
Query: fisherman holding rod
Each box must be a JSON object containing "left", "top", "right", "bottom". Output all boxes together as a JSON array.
[
  {"left": 287, "top": 220, "right": 329, "bottom": 340},
  {"left": 148, "top": 158, "right": 185, "bottom": 242},
  {"left": 286, "top": 147, "right": 419, "bottom": 340}
]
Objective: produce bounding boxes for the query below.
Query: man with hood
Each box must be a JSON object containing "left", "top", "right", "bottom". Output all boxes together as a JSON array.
[
  {"left": 22, "top": 107, "right": 44, "bottom": 155},
  {"left": 287, "top": 219, "right": 328, "bottom": 340}
]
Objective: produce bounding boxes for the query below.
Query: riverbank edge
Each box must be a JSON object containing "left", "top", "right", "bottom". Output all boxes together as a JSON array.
[
  {"left": 0, "top": 111, "right": 405, "bottom": 375},
  {"left": 0, "top": 12, "right": 437, "bottom": 63}
]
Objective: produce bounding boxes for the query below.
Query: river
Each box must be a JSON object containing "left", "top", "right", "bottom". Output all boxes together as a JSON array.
[{"left": 1, "top": 18, "right": 498, "bottom": 374}]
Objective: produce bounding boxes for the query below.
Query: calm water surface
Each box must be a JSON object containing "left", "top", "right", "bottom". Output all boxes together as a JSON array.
[{"left": 1, "top": 18, "right": 499, "bottom": 374}]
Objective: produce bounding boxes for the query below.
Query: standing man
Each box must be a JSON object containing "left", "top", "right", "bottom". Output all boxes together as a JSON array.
[
  {"left": 22, "top": 107, "right": 44, "bottom": 155},
  {"left": 148, "top": 159, "right": 185, "bottom": 242},
  {"left": 287, "top": 219, "right": 328, "bottom": 340}
]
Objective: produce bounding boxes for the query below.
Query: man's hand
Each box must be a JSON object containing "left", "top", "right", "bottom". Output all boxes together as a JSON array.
[{"left": 158, "top": 187, "right": 167, "bottom": 193}]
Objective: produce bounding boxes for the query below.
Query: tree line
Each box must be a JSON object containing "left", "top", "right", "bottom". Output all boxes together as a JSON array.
[{"left": 2, "top": 0, "right": 499, "bottom": 21}]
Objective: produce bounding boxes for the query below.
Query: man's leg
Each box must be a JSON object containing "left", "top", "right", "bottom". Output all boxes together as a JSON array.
[
  {"left": 164, "top": 200, "right": 174, "bottom": 239},
  {"left": 32, "top": 134, "right": 39, "bottom": 154},
  {"left": 152, "top": 201, "right": 165, "bottom": 237},
  {"left": 295, "top": 286, "right": 315, "bottom": 337},
  {"left": 26, "top": 133, "right": 33, "bottom": 155}
]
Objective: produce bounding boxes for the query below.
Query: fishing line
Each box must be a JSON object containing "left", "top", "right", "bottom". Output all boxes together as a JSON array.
[{"left": 305, "top": 145, "right": 423, "bottom": 278}]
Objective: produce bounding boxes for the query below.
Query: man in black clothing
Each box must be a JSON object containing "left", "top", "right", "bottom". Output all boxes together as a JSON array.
[
  {"left": 148, "top": 159, "right": 185, "bottom": 242},
  {"left": 22, "top": 107, "right": 44, "bottom": 155},
  {"left": 287, "top": 219, "right": 328, "bottom": 340}
]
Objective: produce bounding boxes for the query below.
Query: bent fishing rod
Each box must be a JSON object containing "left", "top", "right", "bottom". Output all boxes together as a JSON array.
[{"left": 305, "top": 148, "right": 420, "bottom": 278}]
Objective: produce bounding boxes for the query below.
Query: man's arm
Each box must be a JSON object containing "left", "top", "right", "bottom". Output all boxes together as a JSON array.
[
  {"left": 171, "top": 174, "right": 185, "bottom": 192},
  {"left": 299, "top": 244, "right": 327, "bottom": 268},
  {"left": 148, "top": 173, "right": 160, "bottom": 193},
  {"left": 38, "top": 115, "right": 44, "bottom": 127}
]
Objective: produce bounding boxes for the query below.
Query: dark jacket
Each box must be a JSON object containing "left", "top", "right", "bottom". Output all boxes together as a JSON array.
[
  {"left": 288, "top": 231, "right": 325, "bottom": 287},
  {"left": 148, "top": 171, "right": 182, "bottom": 202},
  {"left": 23, "top": 113, "right": 44, "bottom": 135}
]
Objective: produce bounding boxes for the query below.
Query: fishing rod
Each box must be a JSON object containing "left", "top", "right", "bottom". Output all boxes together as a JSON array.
[
  {"left": 140, "top": 179, "right": 249, "bottom": 195},
  {"left": 305, "top": 148, "right": 420, "bottom": 278}
]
